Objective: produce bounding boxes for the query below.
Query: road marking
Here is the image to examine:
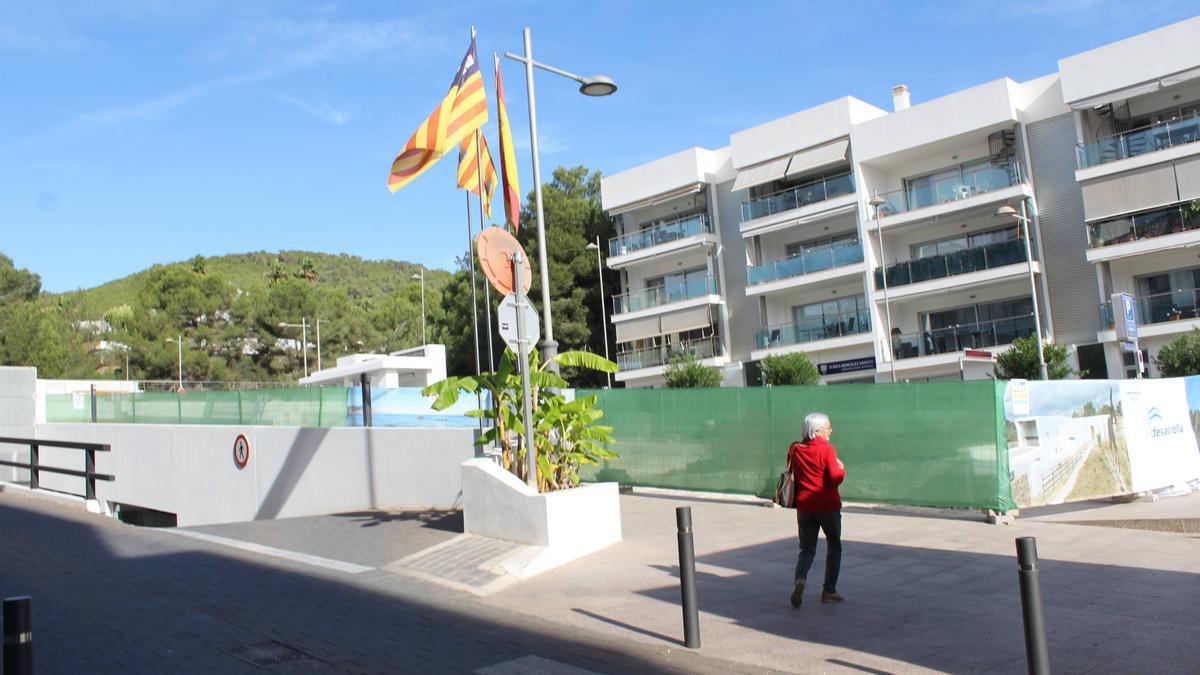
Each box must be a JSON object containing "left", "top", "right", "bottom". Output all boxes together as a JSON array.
[{"left": 166, "top": 529, "right": 372, "bottom": 574}]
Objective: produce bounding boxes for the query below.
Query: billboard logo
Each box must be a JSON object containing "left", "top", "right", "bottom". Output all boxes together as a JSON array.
[
  {"left": 1147, "top": 406, "right": 1185, "bottom": 438},
  {"left": 1148, "top": 407, "right": 1163, "bottom": 422}
]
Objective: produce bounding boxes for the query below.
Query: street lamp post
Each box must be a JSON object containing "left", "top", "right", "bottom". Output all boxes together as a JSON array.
[
  {"left": 164, "top": 335, "right": 183, "bottom": 390},
  {"left": 505, "top": 27, "right": 617, "bottom": 369},
  {"left": 996, "top": 201, "right": 1050, "bottom": 380},
  {"left": 870, "top": 193, "right": 897, "bottom": 383},
  {"left": 278, "top": 319, "right": 309, "bottom": 379},
  {"left": 411, "top": 270, "right": 427, "bottom": 345},
  {"left": 585, "top": 237, "right": 612, "bottom": 387},
  {"left": 315, "top": 319, "right": 322, "bottom": 372}
]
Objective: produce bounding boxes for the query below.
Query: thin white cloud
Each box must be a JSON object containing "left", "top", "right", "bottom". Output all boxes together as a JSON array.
[
  {"left": 80, "top": 70, "right": 269, "bottom": 125},
  {"left": 513, "top": 128, "right": 569, "bottom": 155},
  {"left": 279, "top": 96, "right": 350, "bottom": 125},
  {"left": 200, "top": 17, "right": 440, "bottom": 72}
]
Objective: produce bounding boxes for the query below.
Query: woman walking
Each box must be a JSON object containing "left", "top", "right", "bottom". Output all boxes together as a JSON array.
[{"left": 789, "top": 412, "right": 846, "bottom": 607}]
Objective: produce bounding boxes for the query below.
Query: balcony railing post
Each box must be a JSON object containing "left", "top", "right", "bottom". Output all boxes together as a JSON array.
[
  {"left": 29, "top": 443, "right": 38, "bottom": 491},
  {"left": 85, "top": 446, "right": 96, "bottom": 501}
]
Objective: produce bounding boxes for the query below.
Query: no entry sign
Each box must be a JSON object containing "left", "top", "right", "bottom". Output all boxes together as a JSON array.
[{"left": 233, "top": 434, "right": 250, "bottom": 469}]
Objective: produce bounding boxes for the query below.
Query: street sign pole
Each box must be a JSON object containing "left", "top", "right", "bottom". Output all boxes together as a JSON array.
[{"left": 512, "top": 252, "right": 538, "bottom": 489}]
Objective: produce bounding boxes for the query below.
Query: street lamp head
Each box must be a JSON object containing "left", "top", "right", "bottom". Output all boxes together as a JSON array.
[
  {"left": 585, "top": 242, "right": 599, "bottom": 251},
  {"left": 410, "top": 273, "right": 422, "bottom": 280},
  {"left": 868, "top": 194, "right": 886, "bottom": 207},
  {"left": 995, "top": 205, "right": 1019, "bottom": 219},
  {"left": 579, "top": 75, "right": 617, "bottom": 97}
]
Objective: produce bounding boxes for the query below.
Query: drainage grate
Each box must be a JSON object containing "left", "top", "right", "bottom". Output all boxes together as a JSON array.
[{"left": 225, "top": 639, "right": 313, "bottom": 667}]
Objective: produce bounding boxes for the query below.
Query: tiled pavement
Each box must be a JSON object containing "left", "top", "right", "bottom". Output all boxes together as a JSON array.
[{"left": 2, "top": 485, "right": 1199, "bottom": 673}]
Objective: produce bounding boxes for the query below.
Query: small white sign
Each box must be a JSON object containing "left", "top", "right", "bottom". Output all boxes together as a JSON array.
[
  {"left": 1010, "top": 379, "right": 1030, "bottom": 416},
  {"left": 497, "top": 293, "right": 539, "bottom": 352}
]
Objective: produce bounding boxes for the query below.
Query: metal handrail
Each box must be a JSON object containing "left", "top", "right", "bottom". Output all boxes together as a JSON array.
[
  {"left": 873, "top": 238, "right": 1029, "bottom": 289},
  {"left": 1098, "top": 287, "right": 1200, "bottom": 326},
  {"left": 875, "top": 159, "right": 1022, "bottom": 217},
  {"left": 892, "top": 314, "right": 1036, "bottom": 360},
  {"left": 613, "top": 275, "right": 717, "bottom": 314},
  {"left": 740, "top": 171, "right": 855, "bottom": 221},
  {"left": 616, "top": 336, "right": 720, "bottom": 371},
  {"left": 1076, "top": 112, "right": 1200, "bottom": 168},
  {"left": 0, "top": 436, "right": 114, "bottom": 500},
  {"left": 747, "top": 241, "right": 864, "bottom": 286}
]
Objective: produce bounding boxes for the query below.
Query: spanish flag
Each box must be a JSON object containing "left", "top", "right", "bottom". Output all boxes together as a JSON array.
[
  {"left": 457, "top": 132, "right": 499, "bottom": 218},
  {"left": 494, "top": 54, "right": 521, "bottom": 232},
  {"left": 388, "top": 36, "right": 490, "bottom": 193}
]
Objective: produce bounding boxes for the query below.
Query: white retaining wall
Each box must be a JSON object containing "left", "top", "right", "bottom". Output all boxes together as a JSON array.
[
  {"left": 36, "top": 423, "right": 477, "bottom": 527},
  {"left": 0, "top": 367, "right": 37, "bottom": 483}
]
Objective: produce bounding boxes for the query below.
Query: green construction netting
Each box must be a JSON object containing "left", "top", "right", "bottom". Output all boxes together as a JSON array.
[
  {"left": 45, "top": 388, "right": 349, "bottom": 428},
  {"left": 579, "top": 381, "right": 1014, "bottom": 512}
]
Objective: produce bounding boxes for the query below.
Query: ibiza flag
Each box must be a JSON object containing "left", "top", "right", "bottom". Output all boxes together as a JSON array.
[
  {"left": 388, "top": 36, "right": 489, "bottom": 192},
  {"left": 494, "top": 54, "right": 521, "bottom": 231},
  {"left": 457, "top": 132, "right": 499, "bottom": 218}
]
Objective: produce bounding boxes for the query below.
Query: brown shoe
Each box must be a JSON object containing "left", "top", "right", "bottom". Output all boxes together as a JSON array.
[{"left": 820, "top": 591, "right": 845, "bottom": 603}]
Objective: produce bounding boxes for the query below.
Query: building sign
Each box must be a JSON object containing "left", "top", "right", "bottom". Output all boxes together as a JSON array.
[
  {"left": 818, "top": 357, "right": 876, "bottom": 376},
  {"left": 1113, "top": 292, "right": 1138, "bottom": 341}
]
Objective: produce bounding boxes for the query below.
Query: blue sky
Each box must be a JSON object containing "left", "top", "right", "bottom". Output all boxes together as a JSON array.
[{"left": 2, "top": 1, "right": 1197, "bottom": 293}]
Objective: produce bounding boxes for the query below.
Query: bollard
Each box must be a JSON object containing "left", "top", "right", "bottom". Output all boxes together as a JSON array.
[
  {"left": 359, "top": 373, "right": 373, "bottom": 428},
  {"left": 675, "top": 506, "right": 701, "bottom": 648},
  {"left": 1016, "top": 537, "right": 1050, "bottom": 675},
  {"left": 3, "top": 596, "right": 33, "bottom": 675}
]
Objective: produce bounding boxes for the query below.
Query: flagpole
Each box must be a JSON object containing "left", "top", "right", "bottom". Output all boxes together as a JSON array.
[
  {"left": 465, "top": 192, "right": 483, "bottom": 378},
  {"left": 475, "top": 129, "right": 497, "bottom": 372}
]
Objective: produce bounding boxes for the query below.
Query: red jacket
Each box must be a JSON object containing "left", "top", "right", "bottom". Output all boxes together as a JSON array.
[{"left": 789, "top": 436, "right": 845, "bottom": 512}]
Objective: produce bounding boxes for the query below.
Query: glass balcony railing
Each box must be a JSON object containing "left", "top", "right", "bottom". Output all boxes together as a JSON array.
[
  {"left": 873, "top": 239, "right": 1029, "bottom": 289},
  {"left": 613, "top": 274, "right": 717, "bottom": 314},
  {"left": 892, "top": 314, "right": 1036, "bottom": 360},
  {"left": 608, "top": 213, "right": 712, "bottom": 257},
  {"left": 875, "top": 160, "right": 1022, "bottom": 218},
  {"left": 616, "top": 336, "right": 721, "bottom": 371},
  {"left": 755, "top": 311, "right": 871, "bottom": 349},
  {"left": 1087, "top": 201, "right": 1200, "bottom": 248},
  {"left": 1077, "top": 114, "right": 1200, "bottom": 168},
  {"left": 1099, "top": 288, "right": 1200, "bottom": 327},
  {"left": 747, "top": 241, "right": 864, "bottom": 286},
  {"left": 741, "top": 171, "right": 855, "bottom": 221}
]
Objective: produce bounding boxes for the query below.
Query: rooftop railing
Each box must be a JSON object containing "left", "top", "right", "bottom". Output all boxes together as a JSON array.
[
  {"left": 873, "top": 239, "right": 1029, "bottom": 289},
  {"left": 741, "top": 171, "right": 855, "bottom": 221},
  {"left": 613, "top": 274, "right": 717, "bottom": 314},
  {"left": 755, "top": 310, "right": 871, "bottom": 350},
  {"left": 1077, "top": 113, "right": 1200, "bottom": 168},
  {"left": 891, "top": 314, "right": 1035, "bottom": 360},
  {"left": 616, "top": 336, "right": 720, "bottom": 371},
  {"left": 875, "top": 160, "right": 1022, "bottom": 218},
  {"left": 1086, "top": 201, "right": 1200, "bottom": 249},
  {"left": 747, "top": 240, "right": 864, "bottom": 286},
  {"left": 1099, "top": 288, "right": 1200, "bottom": 327},
  {"left": 608, "top": 213, "right": 712, "bottom": 257}
]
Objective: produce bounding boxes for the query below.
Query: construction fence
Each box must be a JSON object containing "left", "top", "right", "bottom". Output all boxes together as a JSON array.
[{"left": 578, "top": 381, "right": 1015, "bottom": 512}]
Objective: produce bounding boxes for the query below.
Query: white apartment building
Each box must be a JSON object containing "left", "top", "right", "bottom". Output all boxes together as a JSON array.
[{"left": 599, "top": 17, "right": 1200, "bottom": 387}]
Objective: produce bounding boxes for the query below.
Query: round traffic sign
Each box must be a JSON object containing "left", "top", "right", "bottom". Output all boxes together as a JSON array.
[{"left": 233, "top": 434, "right": 250, "bottom": 469}]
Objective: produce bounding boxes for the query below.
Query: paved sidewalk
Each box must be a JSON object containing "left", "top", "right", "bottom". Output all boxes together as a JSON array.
[{"left": 2, "top": 486, "right": 1198, "bottom": 673}]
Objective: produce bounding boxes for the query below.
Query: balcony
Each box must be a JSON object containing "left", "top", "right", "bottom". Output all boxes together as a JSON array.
[
  {"left": 755, "top": 311, "right": 871, "bottom": 350},
  {"left": 892, "top": 314, "right": 1035, "bottom": 360},
  {"left": 748, "top": 241, "right": 864, "bottom": 287},
  {"left": 875, "top": 160, "right": 1021, "bottom": 218},
  {"left": 613, "top": 275, "right": 717, "bottom": 314},
  {"left": 1077, "top": 114, "right": 1200, "bottom": 168},
  {"left": 741, "top": 171, "right": 854, "bottom": 222},
  {"left": 608, "top": 213, "right": 712, "bottom": 257},
  {"left": 874, "top": 239, "right": 1029, "bottom": 289},
  {"left": 1099, "top": 288, "right": 1200, "bottom": 327},
  {"left": 616, "top": 336, "right": 720, "bottom": 372},
  {"left": 1087, "top": 201, "right": 1200, "bottom": 249}
]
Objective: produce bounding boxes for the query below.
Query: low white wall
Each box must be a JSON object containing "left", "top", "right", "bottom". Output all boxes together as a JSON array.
[
  {"left": 0, "top": 367, "right": 37, "bottom": 483},
  {"left": 462, "top": 459, "right": 622, "bottom": 576},
  {"left": 35, "top": 424, "right": 477, "bottom": 527}
]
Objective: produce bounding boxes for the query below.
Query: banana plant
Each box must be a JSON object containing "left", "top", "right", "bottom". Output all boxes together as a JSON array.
[{"left": 422, "top": 348, "right": 618, "bottom": 490}]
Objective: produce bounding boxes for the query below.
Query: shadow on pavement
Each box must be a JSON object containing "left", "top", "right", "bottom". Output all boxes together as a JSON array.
[
  {"left": 0, "top": 494, "right": 750, "bottom": 674},
  {"left": 333, "top": 509, "right": 464, "bottom": 532}
]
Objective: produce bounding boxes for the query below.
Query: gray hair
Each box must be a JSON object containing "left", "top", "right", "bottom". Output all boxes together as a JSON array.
[{"left": 802, "top": 412, "right": 831, "bottom": 441}]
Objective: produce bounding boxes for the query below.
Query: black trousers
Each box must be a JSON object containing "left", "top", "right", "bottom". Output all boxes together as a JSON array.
[{"left": 794, "top": 510, "right": 842, "bottom": 593}]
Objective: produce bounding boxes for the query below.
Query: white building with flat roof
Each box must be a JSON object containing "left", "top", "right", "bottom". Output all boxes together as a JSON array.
[
  {"left": 600, "top": 16, "right": 1200, "bottom": 386},
  {"left": 298, "top": 344, "right": 447, "bottom": 389}
]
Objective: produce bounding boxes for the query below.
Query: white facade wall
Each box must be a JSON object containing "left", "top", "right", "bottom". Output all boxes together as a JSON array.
[{"left": 602, "top": 17, "right": 1200, "bottom": 386}]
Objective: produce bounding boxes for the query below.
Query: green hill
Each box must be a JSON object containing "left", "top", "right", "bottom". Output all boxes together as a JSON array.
[{"left": 55, "top": 250, "right": 452, "bottom": 315}]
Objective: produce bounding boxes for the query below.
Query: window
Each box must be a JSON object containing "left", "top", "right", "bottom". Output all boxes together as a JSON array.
[
  {"left": 645, "top": 266, "right": 709, "bottom": 301},
  {"left": 1134, "top": 266, "right": 1200, "bottom": 322},
  {"left": 911, "top": 226, "right": 1018, "bottom": 259},
  {"left": 790, "top": 295, "right": 868, "bottom": 341},
  {"left": 785, "top": 232, "right": 857, "bottom": 258},
  {"left": 918, "top": 297, "right": 1034, "bottom": 353}
]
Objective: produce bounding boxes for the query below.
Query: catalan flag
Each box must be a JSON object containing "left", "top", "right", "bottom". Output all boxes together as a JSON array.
[
  {"left": 457, "top": 132, "right": 499, "bottom": 218},
  {"left": 388, "top": 36, "right": 489, "bottom": 193},
  {"left": 494, "top": 54, "right": 521, "bottom": 232}
]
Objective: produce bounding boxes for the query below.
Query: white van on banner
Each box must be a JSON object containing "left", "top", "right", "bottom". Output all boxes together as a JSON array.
[{"left": 1002, "top": 376, "right": 1200, "bottom": 508}]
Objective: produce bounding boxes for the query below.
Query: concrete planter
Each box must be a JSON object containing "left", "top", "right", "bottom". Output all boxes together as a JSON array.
[{"left": 461, "top": 458, "right": 622, "bottom": 577}]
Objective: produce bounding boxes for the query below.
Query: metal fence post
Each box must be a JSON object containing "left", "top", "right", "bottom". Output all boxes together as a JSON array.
[
  {"left": 1016, "top": 537, "right": 1050, "bottom": 675},
  {"left": 360, "top": 374, "right": 373, "bottom": 428},
  {"left": 90, "top": 384, "right": 98, "bottom": 423},
  {"left": 28, "top": 443, "right": 38, "bottom": 491},
  {"left": 675, "top": 506, "right": 701, "bottom": 648},
  {"left": 85, "top": 446, "right": 97, "bottom": 501},
  {"left": 3, "top": 596, "right": 33, "bottom": 675}
]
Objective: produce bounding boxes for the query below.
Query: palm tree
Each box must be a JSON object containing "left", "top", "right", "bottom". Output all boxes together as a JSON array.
[
  {"left": 296, "top": 258, "right": 318, "bottom": 284},
  {"left": 265, "top": 259, "right": 288, "bottom": 286},
  {"left": 190, "top": 255, "right": 207, "bottom": 277}
]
